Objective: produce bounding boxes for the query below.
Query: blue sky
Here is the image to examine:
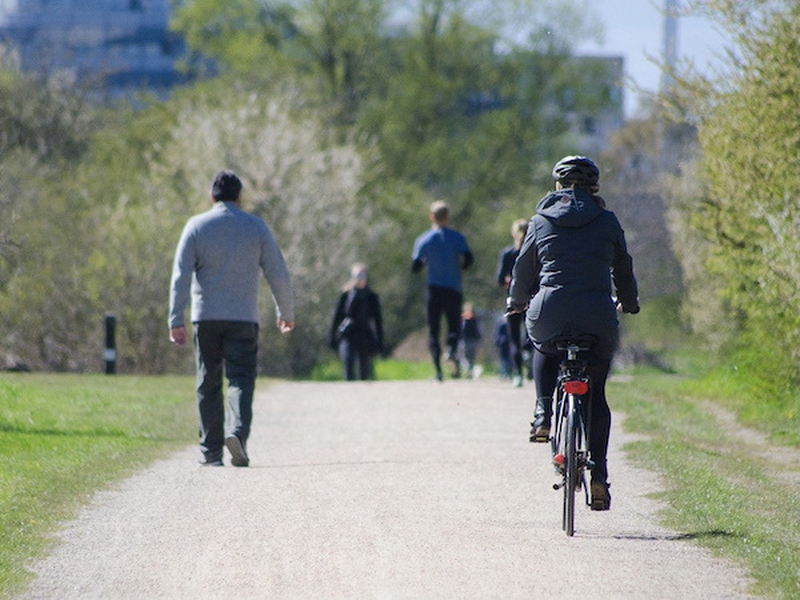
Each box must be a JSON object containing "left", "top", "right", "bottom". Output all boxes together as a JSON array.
[{"left": 574, "top": 0, "right": 730, "bottom": 117}]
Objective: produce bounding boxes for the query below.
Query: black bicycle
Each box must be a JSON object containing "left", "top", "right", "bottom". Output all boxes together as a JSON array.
[{"left": 549, "top": 334, "right": 596, "bottom": 537}]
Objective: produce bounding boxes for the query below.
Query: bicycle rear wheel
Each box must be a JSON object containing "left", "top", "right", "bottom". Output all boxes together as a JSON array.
[
  {"left": 550, "top": 390, "right": 569, "bottom": 531},
  {"left": 564, "top": 394, "right": 579, "bottom": 537}
]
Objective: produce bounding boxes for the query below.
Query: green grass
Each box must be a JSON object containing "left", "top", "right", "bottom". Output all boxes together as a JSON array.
[
  {"left": 308, "top": 357, "right": 436, "bottom": 381},
  {"left": 678, "top": 358, "right": 799, "bottom": 447},
  {"left": 609, "top": 370, "right": 800, "bottom": 598},
  {"left": 0, "top": 373, "right": 196, "bottom": 597}
]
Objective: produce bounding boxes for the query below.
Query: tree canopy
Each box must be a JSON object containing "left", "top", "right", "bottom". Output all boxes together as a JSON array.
[
  {"left": 665, "top": 0, "right": 800, "bottom": 389},
  {"left": 6, "top": 0, "right": 781, "bottom": 378}
]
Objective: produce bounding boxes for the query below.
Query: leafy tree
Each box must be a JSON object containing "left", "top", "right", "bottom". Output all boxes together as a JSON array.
[
  {"left": 669, "top": 1, "right": 800, "bottom": 381},
  {"left": 171, "top": 0, "right": 387, "bottom": 119},
  {"left": 170, "top": 0, "right": 299, "bottom": 75},
  {"left": 0, "top": 72, "right": 96, "bottom": 289},
  {"left": 98, "top": 78, "right": 400, "bottom": 374},
  {"left": 0, "top": 73, "right": 104, "bottom": 370},
  {"left": 0, "top": 0, "right": 628, "bottom": 374}
]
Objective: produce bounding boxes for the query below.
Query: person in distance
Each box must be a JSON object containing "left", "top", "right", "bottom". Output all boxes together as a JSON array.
[{"left": 169, "top": 170, "right": 295, "bottom": 468}]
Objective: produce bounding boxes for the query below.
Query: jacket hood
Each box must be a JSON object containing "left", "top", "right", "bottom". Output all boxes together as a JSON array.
[{"left": 536, "top": 188, "right": 603, "bottom": 228}]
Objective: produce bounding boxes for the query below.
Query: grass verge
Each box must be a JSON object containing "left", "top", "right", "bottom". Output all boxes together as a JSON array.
[
  {"left": 609, "top": 369, "right": 800, "bottom": 598},
  {"left": 0, "top": 373, "right": 196, "bottom": 597},
  {"left": 308, "top": 357, "right": 435, "bottom": 381}
]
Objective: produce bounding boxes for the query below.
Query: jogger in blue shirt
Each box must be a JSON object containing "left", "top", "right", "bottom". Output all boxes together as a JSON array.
[{"left": 411, "top": 201, "right": 473, "bottom": 381}]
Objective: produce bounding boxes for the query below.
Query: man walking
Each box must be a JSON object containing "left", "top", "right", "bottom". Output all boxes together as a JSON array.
[
  {"left": 411, "top": 201, "right": 473, "bottom": 381},
  {"left": 169, "top": 170, "right": 295, "bottom": 467}
]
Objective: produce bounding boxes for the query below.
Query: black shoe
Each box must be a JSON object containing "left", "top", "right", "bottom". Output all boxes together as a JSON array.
[
  {"left": 447, "top": 354, "right": 461, "bottom": 379},
  {"left": 530, "top": 396, "right": 552, "bottom": 442},
  {"left": 529, "top": 422, "right": 549, "bottom": 443},
  {"left": 450, "top": 362, "right": 461, "bottom": 379},
  {"left": 199, "top": 454, "right": 223, "bottom": 467},
  {"left": 590, "top": 480, "right": 611, "bottom": 511},
  {"left": 225, "top": 435, "right": 249, "bottom": 467}
]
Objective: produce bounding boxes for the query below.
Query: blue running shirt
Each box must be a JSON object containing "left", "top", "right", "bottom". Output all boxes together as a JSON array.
[{"left": 411, "top": 227, "right": 471, "bottom": 292}]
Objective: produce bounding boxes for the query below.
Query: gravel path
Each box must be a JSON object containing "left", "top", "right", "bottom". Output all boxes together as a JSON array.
[{"left": 21, "top": 379, "right": 755, "bottom": 598}]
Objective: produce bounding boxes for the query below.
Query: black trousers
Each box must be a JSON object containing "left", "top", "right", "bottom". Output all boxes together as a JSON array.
[
  {"left": 532, "top": 348, "right": 611, "bottom": 483},
  {"left": 506, "top": 311, "right": 526, "bottom": 378},
  {"left": 426, "top": 285, "right": 463, "bottom": 371},
  {"left": 338, "top": 336, "right": 374, "bottom": 381},
  {"left": 193, "top": 321, "right": 259, "bottom": 460}
]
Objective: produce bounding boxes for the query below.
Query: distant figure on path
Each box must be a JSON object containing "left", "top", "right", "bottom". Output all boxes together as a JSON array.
[
  {"left": 168, "top": 170, "right": 295, "bottom": 467},
  {"left": 459, "top": 302, "right": 482, "bottom": 379},
  {"left": 329, "top": 263, "right": 384, "bottom": 381},
  {"left": 496, "top": 218, "right": 530, "bottom": 387},
  {"left": 411, "top": 201, "right": 474, "bottom": 381},
  {"left": 493, "top": 318, "right": 512, "bottom": 379}
]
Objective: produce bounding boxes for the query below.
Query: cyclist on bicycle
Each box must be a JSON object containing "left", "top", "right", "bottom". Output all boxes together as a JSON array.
[{"left": 506, "top": 155, "right": 639, "bottom": 510}]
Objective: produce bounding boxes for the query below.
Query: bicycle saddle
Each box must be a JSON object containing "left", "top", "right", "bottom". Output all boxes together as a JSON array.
[{"left": 552, "top": 333, "right": 597, "bottom": 351}]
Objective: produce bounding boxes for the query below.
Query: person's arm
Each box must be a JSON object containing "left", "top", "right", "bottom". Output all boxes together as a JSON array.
[
  {"left": 329, "top": 293, "right": 347, "bottom": 348},
  {"left": 259, "top": 225, "right": 295, "bottom": 327},
  {"left": 506, "top": 222, "right": 539, "bottom": 313},
  {"left": 371, "top": 292, "right": 384, "bottom": 351},
  {"left": 462, "top": 250, "right": 474, "bottom": 270},
  {"left": 610, "top": 218, "right": 640, "bottom": 314},
  {"left": 411, "top": 234, "right": 426, "bottom": 274},
  {"left": 496, "top": 249, "right": 509, "bottom": 287},
  {"left": 168, "top": 224, "right": 195, "bottom": 345}
]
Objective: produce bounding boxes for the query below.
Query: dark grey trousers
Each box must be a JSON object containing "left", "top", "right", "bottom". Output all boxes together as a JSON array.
[{"left": 193, "top": 321, "right": 259, "bottom": 460}]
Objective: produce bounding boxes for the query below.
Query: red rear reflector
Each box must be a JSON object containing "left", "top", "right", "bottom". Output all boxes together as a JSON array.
[
  {"left": 554, "top": 453, "right": 565, "bottom": 465},
  {"left": 562, "top": 380, "right": 589, "bottom": 395}
]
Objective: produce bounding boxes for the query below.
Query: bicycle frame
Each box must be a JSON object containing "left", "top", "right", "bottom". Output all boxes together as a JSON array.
[{"left": 549, "top": 338, "right": 594, "bottom": 536}]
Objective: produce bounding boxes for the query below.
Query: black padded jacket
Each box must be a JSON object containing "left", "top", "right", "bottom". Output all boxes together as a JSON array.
[{"left": 507, "top": 188, "right": 638, "bottom": 359}]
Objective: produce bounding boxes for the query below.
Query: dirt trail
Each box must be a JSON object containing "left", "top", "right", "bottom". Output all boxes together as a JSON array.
[{"left": 21, "top": 379, "right": 755, "bottom": 598}]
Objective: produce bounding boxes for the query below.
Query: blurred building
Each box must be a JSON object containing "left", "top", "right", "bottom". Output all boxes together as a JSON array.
[
  {"left": 0, "top": 0, "right": 184, "bottom": 96},
  {"left": 565, "top": 55, "right": 625, "bottom": 153}
]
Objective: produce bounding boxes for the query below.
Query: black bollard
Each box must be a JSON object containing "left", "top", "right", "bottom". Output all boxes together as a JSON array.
[{"left": 104, "top": 313, "right": 117, "bottom": 374}]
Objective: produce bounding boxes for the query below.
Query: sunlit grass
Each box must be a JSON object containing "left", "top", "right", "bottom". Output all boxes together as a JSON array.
[
  {"left": 0, "top": 373, "right": 196, "bottom": 597},
  {"left": 610, "top": 372, "right": 800, "bottom": 598},
  {"left": 308, "top": 357, "right": 437, "bottom": 381}
]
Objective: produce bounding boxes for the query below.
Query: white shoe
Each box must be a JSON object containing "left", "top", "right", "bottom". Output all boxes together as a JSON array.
[{"left": 512, "top": 375, "right": 523, "bottom": 388}]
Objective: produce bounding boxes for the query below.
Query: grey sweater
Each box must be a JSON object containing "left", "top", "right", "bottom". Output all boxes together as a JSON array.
[{"left": 169, "top": 202, "right": 294, "bottom": 328}]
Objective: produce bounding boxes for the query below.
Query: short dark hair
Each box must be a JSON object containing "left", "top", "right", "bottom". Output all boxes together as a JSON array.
[{"left": 211, "top": 170, "right": 243, "bottom": 201}]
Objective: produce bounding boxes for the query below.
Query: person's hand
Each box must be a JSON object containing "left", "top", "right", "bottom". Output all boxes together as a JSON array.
[
  {"left": 170, "top": 326, "right": 188, "bottom": 346},
  {"left": 615, "top": 300, "right": 640, "bottom": 314},
  {"left": 504, "top": 297, "right": 526, "bottom": 318},
  {"left": 277, "top": 319, "right": 295, "bottom": 334}
]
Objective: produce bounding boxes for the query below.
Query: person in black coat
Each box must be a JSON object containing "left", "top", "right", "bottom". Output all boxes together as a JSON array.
[
  {"left": 329, "top": 263, "right": 384, "bottom": 381},
  {"left": 496, "top": 218, "right": 530, "bottom": 387},
  {"left": 507, "top": 155, "right": 639, "bottom": 511}
]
